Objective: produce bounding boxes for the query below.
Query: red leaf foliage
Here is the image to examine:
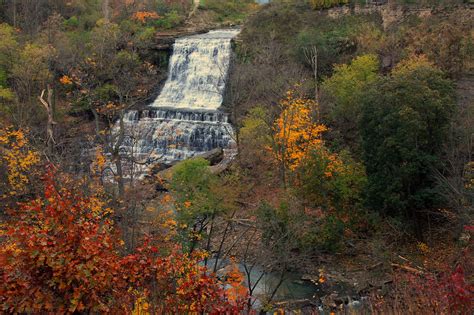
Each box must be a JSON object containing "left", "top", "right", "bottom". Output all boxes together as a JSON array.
[
  {"left": 370, "top": 249, "right": 473, "bottom": 314},
  {"left": 0, "top": 171, "right": 247, "bottom": 313}
]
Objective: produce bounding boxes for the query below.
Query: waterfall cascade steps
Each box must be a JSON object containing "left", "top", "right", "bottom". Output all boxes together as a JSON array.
[{"left": 112, "top": 29, "right": 239, "bottom": 178}]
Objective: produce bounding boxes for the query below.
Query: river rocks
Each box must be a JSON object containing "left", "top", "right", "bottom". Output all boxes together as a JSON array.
[
  {"left": 320, "top": 292, "right": 365, "bottom": 312},
  {"left": 300, "top": 270, "right": 368, "bottom": 313},
  {"left": 321, "top": 293, "right": 339, "bottom": 308},
  {"left": 196, "top": 147, "right": 224, "bottom": 165}
]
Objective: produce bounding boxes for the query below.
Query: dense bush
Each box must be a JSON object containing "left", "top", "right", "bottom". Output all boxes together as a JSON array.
[
  {"left": 360, "top": 56, "right": 456, "bottom": 220},
  {"left": 297, "top": 148, "right": 367, "bottom": 212},
  {"left": 256, "top": 200, "right": 347, "bottom": 253},
  {"left": 300, "top": 213, "right": 347, "bottom": 252},
  {"left": 170, "top": 158, "right": 217, "bottom": 223}
]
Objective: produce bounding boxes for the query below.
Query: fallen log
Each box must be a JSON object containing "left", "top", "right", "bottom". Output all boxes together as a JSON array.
[
  {"left": 273, "top": 298, "right": 312, "bottom": 307},
  {"left": 390, "top": 263, "right": 424, "bottom": 275}
]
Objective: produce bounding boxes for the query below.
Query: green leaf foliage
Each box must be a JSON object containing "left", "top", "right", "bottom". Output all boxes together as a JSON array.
[
  {"left": 360, "top": 56, "right": 456, "bottom": 217},
  {"left": 170, "top": 158, "right": 218, "bottom": 224},
  {"left": 308, "top": 0, "right": 349, "bottom": 10},
  {"left": 322, "top": 54, "right": 380, "bottom": 148},
  {"left": 297, "top": 148, "right": 367, "bottom": 213}
]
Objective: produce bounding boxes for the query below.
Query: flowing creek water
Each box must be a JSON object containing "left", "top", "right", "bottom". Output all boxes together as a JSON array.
[{"left": 206, "top": 258, "right": 321, "bottom": 309}]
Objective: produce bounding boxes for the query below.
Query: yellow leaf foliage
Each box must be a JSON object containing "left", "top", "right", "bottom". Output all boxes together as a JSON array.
[
  {"left": 132, "top": 295, "right": 150, "bottom": 315},
  {"left": 90, "top": 146, "right": 106, "bottom": 176},
  {"left": 392, "top": 54, "right": 435, "bottom": 77},
  {"left": 0, "top": 127, "right": 39, "bottom": 196}
]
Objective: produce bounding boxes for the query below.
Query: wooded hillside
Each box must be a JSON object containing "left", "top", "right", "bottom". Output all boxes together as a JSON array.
[{"left": 0, "top": 1, "right": 472, "bottom": 313}]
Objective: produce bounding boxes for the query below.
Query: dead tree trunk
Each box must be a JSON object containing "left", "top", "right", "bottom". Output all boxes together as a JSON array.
[
  {"left": 38, "top": 85, "right": 56, "bottom": 154},
  {"left": 304, "top": 46, "right": 320, "bottom": 122}
]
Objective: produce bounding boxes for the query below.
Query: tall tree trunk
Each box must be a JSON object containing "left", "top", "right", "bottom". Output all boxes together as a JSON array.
[
  {"left": 114, "top": 111, "right": 126, "bottom": 197},
  {"left": 304, "top": 46, "right": 320, "bottom": 122}
]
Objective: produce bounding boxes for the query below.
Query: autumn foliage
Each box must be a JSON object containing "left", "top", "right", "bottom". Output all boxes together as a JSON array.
[
  {"left": 0, "top": 171, "right": 126, "bottom": 313},
  {"left": 272, "top": 88, "right": 327, "bottom": 173},
  {"left": 371, "top": 255, "right": 473, "bottom": 314},
  {"left": 132, "top": 11, "right": 160, "bottom": 23},
  {"left": 122, "top": 243, "right": 247, "bottom": 314},
  {"left": 0, "top": 170, "right": 247, "bottom": 313},
  {"left": 59, "top": 75, "right": 73, "bottom": 85},
  {"left": 0, "top": 127, "right": 39, "bottom": 199}
]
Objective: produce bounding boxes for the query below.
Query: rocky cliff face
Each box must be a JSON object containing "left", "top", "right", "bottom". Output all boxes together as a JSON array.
[{"left": 326, "top": 2, "right": 468, "bottom": 30}]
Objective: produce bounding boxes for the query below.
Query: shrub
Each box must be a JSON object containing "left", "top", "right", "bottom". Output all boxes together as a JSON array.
[
  {"left": 154, "top": 10, "right": 183, "bottom": 29},
  {"left": 63, "top": 16, "right": 79, "bottom": 29},
  {"left": 308, "top": 0, "right": 349, "bottom": 10},
  {"left": 297, "top": 148, "right": 367, "bottom": 213},
  {"left": 370, "top": 258, "right": 473, "bottom": 314},
  {"left": 301, "top": 214, "right": 346, "bottom": 252}
]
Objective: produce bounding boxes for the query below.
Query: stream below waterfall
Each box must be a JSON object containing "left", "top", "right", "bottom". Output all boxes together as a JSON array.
[
  {"left": 206, "top": 258, "right": 366, "bottom": 312},
  {"left": 205, "top": 258, "right": 320, "bottom": 308}
]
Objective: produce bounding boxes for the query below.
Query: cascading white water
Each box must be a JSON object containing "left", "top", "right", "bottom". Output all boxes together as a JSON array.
[
  {"left": 115, "top": 29, "right": 239, "bottom": 175},
  {"left": 152, "top": 29, "right": 240, "bottom": 110}
]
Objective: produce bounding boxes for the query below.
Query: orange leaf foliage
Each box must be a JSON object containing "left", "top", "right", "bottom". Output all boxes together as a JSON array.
[
  {"left": 273, "top": 88, "right": 327, "bottom": 171},
  {"left": 59, "top": 75, "right": 73, "bottom": 85},
  {"left": 224, "top": 261, "right": 248, "bottom": 304},
  {"left": 132, "top": 11, "right": 160, "bottom": 23}
]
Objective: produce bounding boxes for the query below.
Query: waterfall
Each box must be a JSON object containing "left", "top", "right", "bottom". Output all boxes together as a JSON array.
[
  {"left": 152, "top": 29, "right": 239, "bottom": 110},
  {"left": 114, "top": 29, "right": 239, "bottom": 176}
]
